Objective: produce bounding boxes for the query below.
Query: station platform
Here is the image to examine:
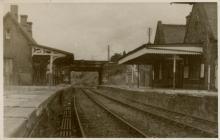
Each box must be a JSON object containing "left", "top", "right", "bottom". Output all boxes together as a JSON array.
[
  {"left": 100, "top": 85, "right": 218, "bottom": 96},
  {"left": 97, "top": 85, "right": 218, "bottom": 136},
  {"left": 3, "top": 85, "right": 70, "bottom": 137}
]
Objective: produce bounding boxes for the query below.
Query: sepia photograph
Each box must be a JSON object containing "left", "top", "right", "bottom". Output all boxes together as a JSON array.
[{"left": 2, "top": 0, "right": 218, "bottom": 138}]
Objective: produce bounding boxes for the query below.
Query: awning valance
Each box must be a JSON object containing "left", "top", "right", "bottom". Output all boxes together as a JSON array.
[{"left": 118, "top": 44, "right": 203, "bottom": 64}]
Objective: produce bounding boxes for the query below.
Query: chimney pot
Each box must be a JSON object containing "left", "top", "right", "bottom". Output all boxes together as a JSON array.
[
  {"left": 20, "top": 15, "right": 28, "bottom": 26},
  {"left": 10, "top": 5, "right": 18, "bottom": 21},
  {"left": 158, "top": 20, "right": 162, "bottom": 25}
]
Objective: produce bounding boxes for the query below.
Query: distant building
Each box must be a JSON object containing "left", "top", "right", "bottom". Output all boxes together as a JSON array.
[
  {"left": 126, "top": 65, "right": 151, "bottom": 88},
  {"left": 119, "top": 2, "right": 217, "bottom": 90},
  {"left": 3, "top": 5, "right": 74, "bottom": 86}
]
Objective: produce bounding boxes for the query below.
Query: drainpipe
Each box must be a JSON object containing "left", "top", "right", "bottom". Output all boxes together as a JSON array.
[{"left": 173, "top": 55, "right": 176, "bottom": 89}]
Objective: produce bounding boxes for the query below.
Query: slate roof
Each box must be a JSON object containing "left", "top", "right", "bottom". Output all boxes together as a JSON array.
[
  {"left": 161, "top": 24, "right": 186, "bottom": 44},
  {"left": 202, "top": 3, "right": 217, "bottom": 40}
]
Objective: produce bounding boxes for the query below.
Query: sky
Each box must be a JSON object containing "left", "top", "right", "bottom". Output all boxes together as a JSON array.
[{"left": 4, "top": 3, "right": 192, "bottom": 60}]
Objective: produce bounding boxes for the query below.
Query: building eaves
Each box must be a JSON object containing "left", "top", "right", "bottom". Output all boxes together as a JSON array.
[
  {"left": 118, "top": 43, "right": 202, "bottom": 61},
  {"left": 31, "top": 43, "right": 73, "bottom": 56}
]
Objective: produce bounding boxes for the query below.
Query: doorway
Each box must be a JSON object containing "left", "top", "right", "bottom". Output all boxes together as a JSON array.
[{"left": 175, "top": 60, "right": 184, "bottom": 88}]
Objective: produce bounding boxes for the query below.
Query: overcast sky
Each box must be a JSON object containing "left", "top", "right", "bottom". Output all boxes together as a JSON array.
[{"left": 4, "top": 3, "right": 192, "bottom": 60}]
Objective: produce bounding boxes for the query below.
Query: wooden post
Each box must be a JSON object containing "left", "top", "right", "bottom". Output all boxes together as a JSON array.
[
  {"left": 173, "top": 55, "right": 176, "bottom": 89},
  {"left": 148, "top": 28, "right": 152, "bottom": 44},
  {"left": 98, "top": 69, "right": 103, "bottom": 85},
  {"left": 107, "top": 45, "right": 110, "bottom": 81},
  {"left": 49, "top": 55, "right": 53, "bottom": 86},
  {"left": 137, "top": 64, "right": 140, "bottom": 88},
  {"left": 208, "top": 65, "right": 211, "bottom": 90},
  {"left": 152, "top": 65, "right": 154, "bottom": 88}
]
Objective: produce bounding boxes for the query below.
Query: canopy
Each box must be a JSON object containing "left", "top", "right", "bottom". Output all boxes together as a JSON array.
[{"left": 118, "top": 44, "right": 203, "bottom": 64}]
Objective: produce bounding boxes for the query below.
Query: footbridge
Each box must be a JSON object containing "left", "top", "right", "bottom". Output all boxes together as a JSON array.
[{"left": 63, "top": 60, "right": 108, "bottom": 85}]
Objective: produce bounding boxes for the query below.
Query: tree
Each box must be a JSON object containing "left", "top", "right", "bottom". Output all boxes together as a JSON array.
[
  {"left": 123, "top": 51, "right": 126, "bottom": 56},
  {"left": 110, "top": 53, "right": 122, "bottom": 62}
]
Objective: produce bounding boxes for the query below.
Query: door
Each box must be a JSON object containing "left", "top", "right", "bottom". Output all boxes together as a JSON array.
[
  {"left": 215, "top": 60, "right": 218, "bottom": 90},
  {"left": 175, "top": 60, "right": 184, "bottom": 88},
  {"left": 4, "top": 58, "right": 13, "bottom": 85}
]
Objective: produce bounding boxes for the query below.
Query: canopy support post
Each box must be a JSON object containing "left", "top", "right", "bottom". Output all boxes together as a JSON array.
[{"left": 137, "top": 64, "right": 140, "bottom": 88}]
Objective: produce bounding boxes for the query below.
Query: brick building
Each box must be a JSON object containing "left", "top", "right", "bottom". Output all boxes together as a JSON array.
[
  {"left": 3, "top": 5, "right": 74, "bottom": 85},
  {"left": 151, "top": 21, "right": 187, "bottom": 88},
  {"left": 184, "top": 3, "right": 217, "bottom": 90},
  {"left": 119, "top": 2, "right": 217, "bottom": 90},
  {"left": 4, "top": 6, "right": 35, "bottom": 85},
  {"left": 125, "top": 22, "right": 186, "bottom": 88}
]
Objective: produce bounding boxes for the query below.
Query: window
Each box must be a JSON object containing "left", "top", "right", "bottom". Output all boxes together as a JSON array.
[
  {"left": 184, "top": 66, "right": 189, "bottom": 78},
  {"left": 200, "top": 64, "right": 204, "bottom": 78},
  {"left": 5, "top": 29, "right": 10, "bottom": 39},
  {"left": 4, "top": 59, "right": 13, "bottom": 74},
  {"left": 154, "top": 64, "right": 159, "bottom": 80},
  {"left": 163, "top": 62, "right": 173, "bottom": 80},
  {"left": 159, "top": 63, "right": 162, "bottom": 80},
  {"left": 195, "top": 15, "right": 200, "bottom": 30},
  {"left": 189, "top": 64, "right": 200, "bottom": 80}
]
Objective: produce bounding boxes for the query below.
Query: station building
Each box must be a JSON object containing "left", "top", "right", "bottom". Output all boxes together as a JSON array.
[
  {"left": 3, "top": 5, "right": 74, "bottom": 85},
  {"left": 119, "top": 3, "right": 217, "bottom": 90}
]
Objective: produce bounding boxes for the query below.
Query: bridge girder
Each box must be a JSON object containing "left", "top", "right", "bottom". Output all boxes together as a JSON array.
[{"left": 62, "top": 60, "right": 108, "bottom": 85}]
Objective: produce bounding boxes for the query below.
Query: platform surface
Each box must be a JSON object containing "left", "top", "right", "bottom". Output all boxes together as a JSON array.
[
  {"left": 100, "top": 85, "right": 218, "bottom": 96},
  {"left": 3, "top": 85, "right": 69, "bottom": 137}
]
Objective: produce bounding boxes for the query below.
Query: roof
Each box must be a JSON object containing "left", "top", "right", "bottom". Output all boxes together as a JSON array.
[
  {"left": 162, "top": 24, "right": 186, "bottom": 43},
  {"left": 4, "top": 12, "right": 73, "bottom": 56},
  {"left": 31, "top": 44, "right": 73, "bottom": 56},
  {"left": 118, "top": 44, "right": 203, "bottom": 64},
  {"left": 3, "top": 12, "right": 37, "bottom": 44},
  {"left": 155, "top": 22, "right": 186, "bottom": 44},
  {"left": 202, "top": 3, "right": 217, "bottom": 40}
]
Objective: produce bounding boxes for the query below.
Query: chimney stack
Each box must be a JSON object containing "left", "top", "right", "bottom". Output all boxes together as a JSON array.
[
  {"left": 27, "top": 22, "right": 33, "bottom": 36},
  {"left": 147, "top": 27, "right": 152, "bottom": 44},
  {"left": 10, "top": 5, "right": 18, "bottom": 21},
  {"left": 186, "top": 12, "right": 191, "bottom": 25},
  {"left": 158, "top": 20, "right": 162, "bottom": 25},
  {"left": 20, "top": 15, "right": 28, "bottom": 26}
]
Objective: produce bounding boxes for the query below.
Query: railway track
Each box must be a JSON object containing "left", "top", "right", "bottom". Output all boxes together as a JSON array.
[
  {"left": 25, "top": 87, "right": 217, "bottom": 138},
  {"left": 59, "top": 104, "right": 73, "bottom": 137},
  {"left": 59, "top": 96, "right": 85, "bottom": 137},
  {"left": 78, "top": 88, "right": 147, "bottom": 137},
  {"left": 72, "top": 96, "right": 86, "bottom": 137},
  {"left": 87, "top": 88, "right": 217, "bottom": 137}
]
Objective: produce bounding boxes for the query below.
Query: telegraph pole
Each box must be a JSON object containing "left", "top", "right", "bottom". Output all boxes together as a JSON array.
[
  {"left": 107, "top": 45, "right": 110, "bottom": 81},
  {"left": 108, "top": 45, "right": 110, "bottom": 61},
  {"left": 148, "top": 27, "right": 152, "bottom": 44}
]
